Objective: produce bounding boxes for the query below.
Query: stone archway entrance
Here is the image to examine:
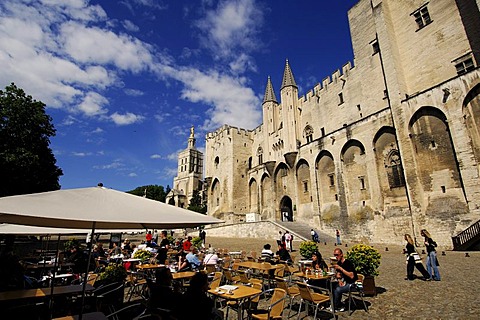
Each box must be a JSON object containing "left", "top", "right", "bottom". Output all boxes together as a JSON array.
[{"left": 280, "top": 196, "right": 293, "bottom": 222}]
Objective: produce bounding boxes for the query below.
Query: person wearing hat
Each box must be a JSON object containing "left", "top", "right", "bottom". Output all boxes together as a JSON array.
[{"left": 203, "top": 247, "right": 219, "bottom": 265}]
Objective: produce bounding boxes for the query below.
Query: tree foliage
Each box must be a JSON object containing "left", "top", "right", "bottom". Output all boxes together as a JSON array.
[
  {"left": 127, "top": 184, "right": 167, "bottom": 202},
  {"left": 188, "top": 189, "right": 207, "bottom": 214},
  {"left": 0, "top": 83, "right": 63, "bottom": 197}
]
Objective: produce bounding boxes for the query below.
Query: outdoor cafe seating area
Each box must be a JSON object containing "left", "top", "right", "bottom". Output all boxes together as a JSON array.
[{"left": 0, "top": 239, "right": 370, "bottom": 319}]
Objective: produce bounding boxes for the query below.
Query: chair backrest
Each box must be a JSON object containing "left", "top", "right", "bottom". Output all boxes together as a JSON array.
[
  {"left": 238, "top": 270, "right": 250, "bottom": 284},
  {"left": 275, "top": 278, "right": 288, "bottom": 291},
  {"left": 222, "top": 268, "right": 236, "bottom": 282},
  {"left": 269, "top": 288, "right": 287, "bottom": 317},
  {"left": 250, "top": 282, "right": 263, "bottom": 303},
  {"left": 274, "top": 265, "right": 285, "bottom": 278},
  {"left": 296, "top": 282, "right": 315, "bottom": 302},
  {"left": 210, "top": 272, "right": 222, "bottom": 289},
  {"left": 205, "top": 264, "right": 217, "bottom": 274}
]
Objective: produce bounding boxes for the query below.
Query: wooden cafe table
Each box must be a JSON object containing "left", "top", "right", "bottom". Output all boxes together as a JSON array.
[
  {"left": 236, "top": 261, "right": 280, "bottom": 272},
  {"left": 208, "top": 284, "right": 262, "bottom": 320},
  {"left": 0, "top": 284, "right": 95, "bottom": 302},
  {"left": 53, "top": 311, "right": 107, "bottom": 320}
]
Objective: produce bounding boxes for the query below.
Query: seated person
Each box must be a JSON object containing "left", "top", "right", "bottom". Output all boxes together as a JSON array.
[
  {"left": 182, "top": 236, "right": 193, "bottom": 252},
  {"left": 331, "top": 248, "right": 357, "bottom": 312},
  {"left": 276, "top": 243, "right": 292, "bottom": 263},
  {"left": 178, "top": 272, "right": 221, "bottom": 320},
  {"left": 311, "top": 251, "right": 328, "bottom": 271},
  {"left": 147, "top": 267, "right": 181, "bottom": 317},
  {"left": 179, "top": 247, "right": 201, "bottom": 271},
  {"left": 67, "top": 246, "right": 88, "bottom": 274},
  {"left": 261, "top": 243, "right": 274, "bottom": 262},
  {"left": 203, "top": 248, "right": 219, "bottom": 265}
]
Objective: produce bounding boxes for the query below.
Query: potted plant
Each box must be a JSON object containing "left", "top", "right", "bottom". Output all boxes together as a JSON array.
[
  {"left": 192, "top": 236, "right": 203, "bottom": 249},
  {"left": 96, "top": 263, "right": 128, "bottom": 286},
  {"left": 345, "top": 244, "right": 381, "bottom": 295},
  {"left": 299, "top": 240, "right": 318, "bottom": 259},
  {"left": 133, "top": 249, "right": 154, "bottom": 263}
]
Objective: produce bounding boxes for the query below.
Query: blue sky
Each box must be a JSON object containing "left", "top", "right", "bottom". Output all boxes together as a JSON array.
[{"left": 0, "top": 0, "right": 358, "bottom": 192}]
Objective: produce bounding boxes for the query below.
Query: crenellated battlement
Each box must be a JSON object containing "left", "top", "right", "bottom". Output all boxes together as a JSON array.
[
  {"left": 298, "top": 61, "right": 354, "bottom": 103},
  {"left": 205, "top": 124, "right": 252, "bottom": 140}
]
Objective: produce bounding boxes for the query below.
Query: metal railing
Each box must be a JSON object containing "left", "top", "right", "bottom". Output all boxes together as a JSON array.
[{"left": 452, "top": 219, "right": 480, "bottom": 250}]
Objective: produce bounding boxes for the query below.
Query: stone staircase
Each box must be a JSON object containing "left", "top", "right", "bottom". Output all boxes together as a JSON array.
[
  {"left": 452, "top": 219, "right": 480, "bottom": 250},
  {"left": 274, "top": 220, "right": 335, "bottom": 243}
]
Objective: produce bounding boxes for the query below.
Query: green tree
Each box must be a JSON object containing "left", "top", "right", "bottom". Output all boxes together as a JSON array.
[
  {"left": 187, "top": 189, "right": 207, "bottom": 214},
  {"left": 0, "top": 83, "right": 63, "bottom": 197},
  {"left": 127, "top": 185, "right": 167, "bottom": 202}
]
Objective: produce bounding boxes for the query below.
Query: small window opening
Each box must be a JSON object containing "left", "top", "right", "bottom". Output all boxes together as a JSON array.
[
  {"left": 441, "top": 186, "right": 446, "bottom": 193},
  {"left": 338, "top": 92, "right": 344, "bottom": 105}
]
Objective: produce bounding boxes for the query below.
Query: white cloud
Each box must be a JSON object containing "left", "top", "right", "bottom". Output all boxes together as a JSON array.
[
  {"left": 122, "top": 19, "right": 139, "bottom": 32},
  {"left": 163, "top": 167, "right": 178, "bottom": 178},
  {"left": 128, "top": 172, "right": 138, "bottom": 177},
  {"left": 91, "top": 127, "right": 104, "bottom": 134},
  {"left": 154, "top": 114, "right": 165, "bottom": 123},
  {"left": 195, "top": 0, "right": 263, "bottom": 70},
  {"left": 110, "top": 112, "right": 145, "bottom": 125},
  {"left": 150, "top": 154, "right": 162, "bottom": 159},
  {"left": 160, "top": 65, "right": 261, "bottom": 130},
  {"left": 60, "top": 22, "right": 153, "bottom": 73},
  {"left": 78, "top": 92, "right": 109, "bottom": 116},
  {"left": 72, "top": 151, "right": 92, "bottom": 157},
  {"left": 167, "top": 150, "right": 181, "bottom": 161},
  {"left": 124, "top": 88, "right": 144, "bottom": 96},
  {"left": 93, "top": 160, "right": 124, "bottom": 170}
]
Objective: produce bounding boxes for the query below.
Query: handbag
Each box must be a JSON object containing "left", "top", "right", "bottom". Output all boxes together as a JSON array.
[{"left": 412, "top": 252, "right": 422, "bottom": 263}]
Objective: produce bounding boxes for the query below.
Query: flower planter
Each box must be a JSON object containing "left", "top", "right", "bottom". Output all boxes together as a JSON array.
[{"left": 362, "top": 275, "right": 376, "bottom": 296}]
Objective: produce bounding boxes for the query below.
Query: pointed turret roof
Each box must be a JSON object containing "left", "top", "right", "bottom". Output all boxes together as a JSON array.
[
  {"left": 262, "top": 76, "right": 278, "bottom": 104},
  {"left": 281, "top": 59, "right": 297, "bottom": 90}
]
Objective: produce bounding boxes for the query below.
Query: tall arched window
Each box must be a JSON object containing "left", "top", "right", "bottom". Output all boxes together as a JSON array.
[
  {"left": 304, "top": 125, "right": 314, "bottom": 143},
  {"left": 386, "top": 150, "right": 405, "bottom": 188},
  {"left": 257, "top": 147, "right": 263, "bottom": 165}
]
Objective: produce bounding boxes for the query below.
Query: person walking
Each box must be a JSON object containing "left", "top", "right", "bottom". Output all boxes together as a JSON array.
[
  {"left": 404, "top": 234, "right": 430, "bottom": 280},
  {"left": 421, "top": 229, "right": 441, "bottom": 281},
  {"left": 336, "top": 229, "right": 341, "bottom": 245},
  {"left": 284, "top": 231, "right": 292, "bottom": 252},
  {"left": 311, "top": 229, "right": 319, "bottom": 243}
]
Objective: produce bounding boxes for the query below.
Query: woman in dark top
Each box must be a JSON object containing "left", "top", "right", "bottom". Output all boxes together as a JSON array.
[
  {"left": 421, "top": 229, "right": 441, "bottom": 281},
  {"left": 404, "top": 234, "right": 430, "bottom": 280},
  {"left": 276, "top": 243, "right": 292, "bottom": 262},
  {"left": 311, "top": 251, "right": 328, "bottom": 271},
  {"left": 179, "top": 272, "right": 219, "bottom": 320},
  {"left": 147, "top": 267, "right": 181, "bottom": 318}
]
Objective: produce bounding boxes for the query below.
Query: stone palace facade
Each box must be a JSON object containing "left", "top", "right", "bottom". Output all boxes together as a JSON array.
[{"left": 204, "top": 0, "right": 480, "bottom": 246}]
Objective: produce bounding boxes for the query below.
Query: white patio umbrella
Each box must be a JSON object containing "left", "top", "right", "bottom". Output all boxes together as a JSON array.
[
  {"left": 0, "top": 223, "right": 143, "bottom": 235},
  {"left": 0, "top": 186, "right": 222, "bottom": 319},
  {"left": 0, "top": 186, "right": 222, "bottom": 229}
]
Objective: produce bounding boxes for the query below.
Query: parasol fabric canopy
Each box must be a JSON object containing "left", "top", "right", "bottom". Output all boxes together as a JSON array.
[
  {"left": 0, "top": 186, "right": 222, "bottom": 229},
  {"left": 0, "top": 224, "right": 143, "bottom": 235}
]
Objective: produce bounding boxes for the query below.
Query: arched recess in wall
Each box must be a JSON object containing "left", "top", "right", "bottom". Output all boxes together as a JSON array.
[
  {"left": 340, "top": 139, "right": 371, "bottom": 214},
  {"left": 296, "top": 159, "right": 311, "bottom": 204},
  {"left": 210, "top": 178, "right": 221, "bottom": 211},
  {"left": 260, "top": 173, "right": 272, "bottom": 220},
  {"left": 408, "top": 106, "right": 467, "bottom": 212},
  {"left": 315, "top": 150, "right": 337, "bottom": 207},
  {"left": 274, "top": 162, "right": 290, "bottom": 195},
  {"left": 372, "top": 126, "right": 408, "bottom": 207},
  {"left": 274, "top": 162, "right": 291, "bottom": 221},
  {"left": 249, "top": 178, "right": 259, "bottom": 213},
  {"left": 463, "top": 83, "right": 480, "bottom": 168}
]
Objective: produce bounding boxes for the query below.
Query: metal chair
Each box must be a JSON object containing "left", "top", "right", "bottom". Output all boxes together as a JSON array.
[
  {"left": 296, "top": 282, "right": 331, "bottom": 319},
  {"left": 346, "top": 274, "right": 369, "bottom": 315},
  {"left": 126, "top": 271, "right": 148, "bottom": 302},
  {"left": 275, "top": 277, "right": 300, "bottom": 318},
  {"left": 249, "top": 288, "right": 287, "bottom": 320}
]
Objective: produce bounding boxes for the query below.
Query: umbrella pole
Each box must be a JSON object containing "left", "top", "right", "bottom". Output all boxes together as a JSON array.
[
  {"left": 79, "top": 222, "right": 96, "bottom": 320},
  {"left": 49, "top": 234, "right": 61, "bottom": 319}
]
